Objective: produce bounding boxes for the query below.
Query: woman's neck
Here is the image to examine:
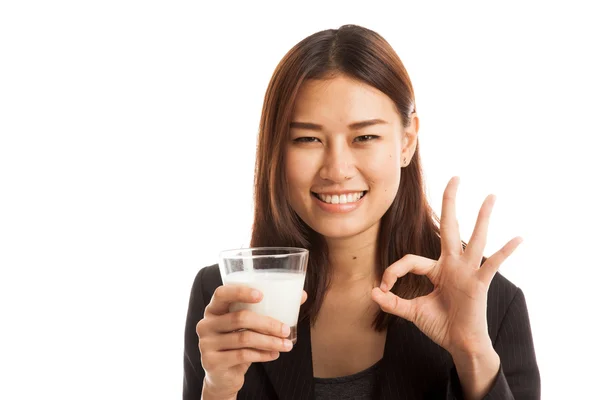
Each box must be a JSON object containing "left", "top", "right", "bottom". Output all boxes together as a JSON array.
[{"left": 325, "top": 222, "right": 380, "bottom": 288}]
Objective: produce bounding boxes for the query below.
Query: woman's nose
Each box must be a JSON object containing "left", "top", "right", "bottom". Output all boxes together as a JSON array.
[{"left": 319, "top": 145, "right": 356, "bottom": 183}]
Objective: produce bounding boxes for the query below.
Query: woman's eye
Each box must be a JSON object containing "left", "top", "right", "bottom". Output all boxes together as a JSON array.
[
  {"left": 293, "top": 137, "right": 320, "bottom": 143},
  {"left": 354, "top": 135, "right": 380, "bottom": 142}
]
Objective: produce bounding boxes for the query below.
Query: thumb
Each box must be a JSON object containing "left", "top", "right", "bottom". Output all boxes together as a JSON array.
[
  {"left": 300, "top": 290, "right": 308, "bottom": 305},
  {"left": 371, "top": 287, "right": 416, "bottom": 322}
]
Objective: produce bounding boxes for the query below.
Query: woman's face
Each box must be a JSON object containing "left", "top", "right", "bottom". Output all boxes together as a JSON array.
[{"left": 285, "top": 75, "right": 418, "bottom": 240}]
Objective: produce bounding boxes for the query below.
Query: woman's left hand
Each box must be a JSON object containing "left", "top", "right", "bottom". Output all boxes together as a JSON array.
[{"left": 371, "top": 176, "right": 523, "bottom": 358}]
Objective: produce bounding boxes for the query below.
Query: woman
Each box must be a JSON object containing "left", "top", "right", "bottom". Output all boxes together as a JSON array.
[{"left": 184, "top": 24, "right": 540, "bottom": 400}]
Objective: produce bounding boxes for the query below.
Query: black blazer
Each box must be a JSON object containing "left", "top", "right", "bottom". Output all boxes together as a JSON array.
[{"left": 183, "top": 264, "right": 540, "bottom": 399}]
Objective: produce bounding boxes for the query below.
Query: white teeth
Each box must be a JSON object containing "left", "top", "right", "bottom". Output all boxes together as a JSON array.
[{"left": 316, "top": 191, "right": 365, "bottom": 204}]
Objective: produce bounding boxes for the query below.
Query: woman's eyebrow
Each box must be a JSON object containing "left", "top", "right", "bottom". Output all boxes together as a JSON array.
[{"left": 289, "top": 118, "right": 389, "bottom": 131}]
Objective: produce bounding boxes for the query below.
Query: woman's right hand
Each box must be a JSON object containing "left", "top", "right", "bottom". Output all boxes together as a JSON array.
[{"left": 196, "top": 285, "right": 308, "bottom": 400}]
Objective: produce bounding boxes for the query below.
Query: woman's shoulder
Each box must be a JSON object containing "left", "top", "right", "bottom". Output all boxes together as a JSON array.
[
  {"left": 488, "top": 271, "right": 521, "bottom": 308},
  {"left": 487, "top": 271, "right": 529, "bottom": 338},
  {"left": 191, "top": 263, "right": 223, "bottom": 304}
]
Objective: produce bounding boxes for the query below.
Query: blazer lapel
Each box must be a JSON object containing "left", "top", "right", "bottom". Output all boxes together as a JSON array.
[
  {"left": 261, "top": 316, "right": 314, "bottom": 400},
  {"left": 378, "top": 319, "right": 407, "bottom": 400},
  {"left": 260, "top": 316, "right": 424, "bottom": 400},
  {"left": 378, "top": 318, "right": 454, "bottom": 400}
]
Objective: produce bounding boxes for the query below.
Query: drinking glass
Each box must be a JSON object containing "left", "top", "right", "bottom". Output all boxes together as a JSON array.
[{"left": 218, "top": 247, "right": 309, "bottom": 344}]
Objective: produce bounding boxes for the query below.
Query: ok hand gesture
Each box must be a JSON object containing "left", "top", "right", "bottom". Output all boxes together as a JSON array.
[{"left": 372, "top": 177, "right": 523, "bottom": 358}]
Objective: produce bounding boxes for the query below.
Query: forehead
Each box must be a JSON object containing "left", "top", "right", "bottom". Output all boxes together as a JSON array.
[{"left": 292, "top": 75, "right": 401, "bottom": 126}]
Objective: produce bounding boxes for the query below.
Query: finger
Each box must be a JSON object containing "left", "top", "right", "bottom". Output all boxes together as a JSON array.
[
  {"left": 440, "top": 176, "right": 462, "bottom": 255},
  {"left": 206, "top": 348, "right": 280, "bottom": 369},
  {"left": 214, "top": 330, "right": 293, "bottom": 353},
  {"left": 379, "top": 254, "right": 438, "bottom": 292},
  {"left": 300, "top": 290, "right": 308, "bottom": 305},
  {"left": 371, "top": 287, "right": 417, "bottom": 322},
  {"left": 478, "top": 236, "right": 523, "bottom": 284},
  {"left": 205, "top": 285, "right": 263, "bottom": 316},
  {"left": 464, "top": 194, "right": 496, "bottom": 261},
  {"left": 216, "top": 309, "right": 291, "bottom": 338}
]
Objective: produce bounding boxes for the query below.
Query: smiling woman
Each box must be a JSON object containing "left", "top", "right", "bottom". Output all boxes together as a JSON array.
[
  {"left": 183, "top": 24, "right": 541, "bottom": 400},
  {"left": 286, "top": 77, "right": 411, "bottom": 246}
]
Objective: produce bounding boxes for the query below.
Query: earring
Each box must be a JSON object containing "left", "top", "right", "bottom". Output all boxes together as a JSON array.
[{"left": 403, "top": 157, "right": 408, "bottom": 166}]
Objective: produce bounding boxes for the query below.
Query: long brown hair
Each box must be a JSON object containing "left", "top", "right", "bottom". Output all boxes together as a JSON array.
[{"left": 251, "top": 24, "right": 461, "bottom": 331}]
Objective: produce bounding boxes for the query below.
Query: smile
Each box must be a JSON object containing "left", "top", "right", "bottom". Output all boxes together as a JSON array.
[{"left": 312, "top": 191, "right": 367, "bottom": 204}]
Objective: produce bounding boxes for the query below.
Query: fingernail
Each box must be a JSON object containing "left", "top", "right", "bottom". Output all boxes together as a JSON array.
[
  {"left": 283, "top": 339, "right": 293, "bottom": 349},
  {"left": 271, "top": 351, "right": 280, "bottom": 358},
  {"left": 380, "top": 283, "right": 387, "bottom": 292},
  {"left": 251, "top": 290, "right": 261, "bottom": 300},
  {"left": 282, "top": 324, "right": 290, "bottom": 336}
]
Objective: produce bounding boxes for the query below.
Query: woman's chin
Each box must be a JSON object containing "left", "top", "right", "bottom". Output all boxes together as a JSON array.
[{"left": 309, "top": 220, "right": 379, "bottom": 241}]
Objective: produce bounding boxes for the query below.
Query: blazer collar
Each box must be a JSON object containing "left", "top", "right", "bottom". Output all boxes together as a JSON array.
[
  {"left": 261, "top": 316, "right": 315, "bottom": 400},
  {"left": 260, "top": 316, "right": 421, "bottom": 400},
  {"left": 379, "top": 318, "right": 415, "bottom": 400},
  {"left": 378, "top": 319, "right": 454, "bottom": 399}
]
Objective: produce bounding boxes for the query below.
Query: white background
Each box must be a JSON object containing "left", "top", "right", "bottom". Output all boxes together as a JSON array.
[{"left": 1, "top": 1, "right": 598, "bottom": 399}]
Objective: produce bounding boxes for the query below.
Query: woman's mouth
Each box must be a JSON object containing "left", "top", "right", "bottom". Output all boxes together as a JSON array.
[{"left": 311, "top": 191, "right": 367, "bottom": 204}]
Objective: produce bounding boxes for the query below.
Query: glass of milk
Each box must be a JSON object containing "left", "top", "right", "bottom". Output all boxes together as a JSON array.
[{"left": 218, "top": 247, "right": 309, "bottom": 344}]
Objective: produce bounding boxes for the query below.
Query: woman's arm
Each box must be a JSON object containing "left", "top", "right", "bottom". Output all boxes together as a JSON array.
[
  {"left": 183, "top": 267, "right": 208, "bottom": 400},
  {"left": 447, "top": 288, "right": 541, "bottom": 400}
]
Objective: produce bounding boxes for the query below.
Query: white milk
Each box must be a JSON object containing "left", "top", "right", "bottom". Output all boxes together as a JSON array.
[{"left": 223, "top": 269, "right": 306, "bottom": 327}]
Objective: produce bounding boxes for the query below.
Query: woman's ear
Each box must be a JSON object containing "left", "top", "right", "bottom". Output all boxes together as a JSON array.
[{"left": 401, "top": 113, "right": 419, "bottom": 165}]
